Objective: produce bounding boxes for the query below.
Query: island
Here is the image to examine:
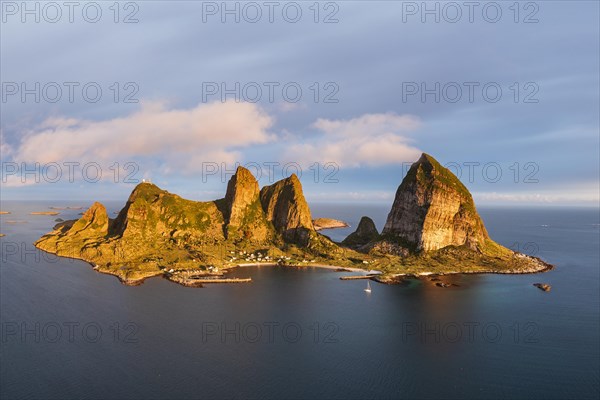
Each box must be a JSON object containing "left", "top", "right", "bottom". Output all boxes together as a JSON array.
[
  {"left": 30, "top": 212, "right": 60, "bottom": 216},
  {"left": 313, "top": 218, "right": 349, "bottom": 231},
  {"left": 34, "top": 153, "right": 553, "bottom": 286}
]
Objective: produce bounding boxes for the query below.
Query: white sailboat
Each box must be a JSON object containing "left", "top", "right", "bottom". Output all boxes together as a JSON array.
[{"left": 364, "top": 280, "right": 372, "bottom": 293}]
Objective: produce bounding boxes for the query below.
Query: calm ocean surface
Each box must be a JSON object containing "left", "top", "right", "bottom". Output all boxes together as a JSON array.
[{"left": 1, "top": 201, "right": 598, "bottom": 399}]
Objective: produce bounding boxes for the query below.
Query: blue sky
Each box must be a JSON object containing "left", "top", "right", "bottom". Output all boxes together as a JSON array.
[{"left": 1, "top": 0, "right": 599, "bottom": 206}]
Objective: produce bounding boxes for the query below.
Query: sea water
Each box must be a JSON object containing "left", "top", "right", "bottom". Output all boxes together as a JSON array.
[{"left": 1, "top": 202, "right": 598, "bottom": 399}]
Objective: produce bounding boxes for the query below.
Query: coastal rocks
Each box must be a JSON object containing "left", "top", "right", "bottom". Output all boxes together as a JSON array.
[
  {"left": 435, "top": 282, "right": 458, "bottom": 288},
  {"left": 260, "top": 174, "right": 314, "bottom": 246},
  {"left": 373, "top": 274, "right": 407, "bottom": 285},
  {"left": 382, "top": 153, "right": 488, "bottom": 252},
  {"left": 534, "top": 283, "right": 551, "bottom": 292},
  {"left": 342, "top": 216, "right": 380, "bottom": 248}
]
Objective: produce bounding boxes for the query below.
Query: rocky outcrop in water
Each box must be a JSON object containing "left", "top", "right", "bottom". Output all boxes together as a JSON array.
[
  {"left": 342, "top": 216, "right": 379, "bottom": 248},
  {"left": 534, "top": 283, "right": 551, "bottom": 292}
]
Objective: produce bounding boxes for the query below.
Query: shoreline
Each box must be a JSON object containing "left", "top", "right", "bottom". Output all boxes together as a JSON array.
[
  {"left": 33, "top": 243, "right": 553, "bottom": 288},
  {"left": 375, "top": 258, "right": 554, "bottom": 284},
  {"left": 230, "top": 262, "right": 378, "bottom": 275},
  {"left": 89, "top": 259, "right": 379, "bottom": 287},
  {"left": 90, "top": 259, "right": 553, "bottom": 287}
]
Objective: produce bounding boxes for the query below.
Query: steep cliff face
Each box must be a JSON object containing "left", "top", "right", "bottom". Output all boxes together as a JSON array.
[
  {"left": 342, "top": 216, "right": 379, "bottom": 248},
  {"left": 223, "top": 166, "right": 273, "bottom": 242},
  {"left": 260, "top": 174, "right": 314, "bottom": 246},
  {"left": 382, "top": 153, "right": 489, "bottom": 252}
]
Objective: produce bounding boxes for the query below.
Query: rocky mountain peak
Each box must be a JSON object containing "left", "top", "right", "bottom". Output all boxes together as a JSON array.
[
  {"left": 260, "top": 174, "right": 314, "bottom": 245},
  {"left": 111, "top": 182, "right": 167, "bottom": 237},
  {"left": 224, "top": 166, "right": 272, "bottom": 242},
  {"left": 67, "top": 202, "right": 109, "bottom": 237},
  {"left": 226, "top": 165, "right": 258, "bottom": 196},
  {"left": 382, "top": 153, "right": 489, "bottom": 251},
  {"left": 224, "top": 167, "right": 260, "bottom": 222}
]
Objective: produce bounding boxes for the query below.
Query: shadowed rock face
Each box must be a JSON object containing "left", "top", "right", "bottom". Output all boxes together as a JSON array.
[
  {"left": 260, "top": 174, "right": 314, "bottom": 246},
  {"left": 342, "top": 216, "right": 379, "bottom": 247},
  {"left": 382, "top": 153, "right": 489, "bottom": 251}
]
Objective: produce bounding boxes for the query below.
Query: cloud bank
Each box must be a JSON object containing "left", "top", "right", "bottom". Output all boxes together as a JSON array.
[
  {"left": 283, "top": 112, "right": 422, "bottom": 167},
  {"left": 9, "top": 101, "right": 274, "bottom": 174}
]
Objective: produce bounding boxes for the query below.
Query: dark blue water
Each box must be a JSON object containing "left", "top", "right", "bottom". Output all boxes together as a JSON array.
[{"left": 1, "top": 202, "right": 598, "bottom": 399}]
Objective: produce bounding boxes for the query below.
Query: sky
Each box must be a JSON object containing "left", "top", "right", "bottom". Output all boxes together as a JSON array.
[{"left": 1, "top": 0, "right": 599, "bottom": 206}]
